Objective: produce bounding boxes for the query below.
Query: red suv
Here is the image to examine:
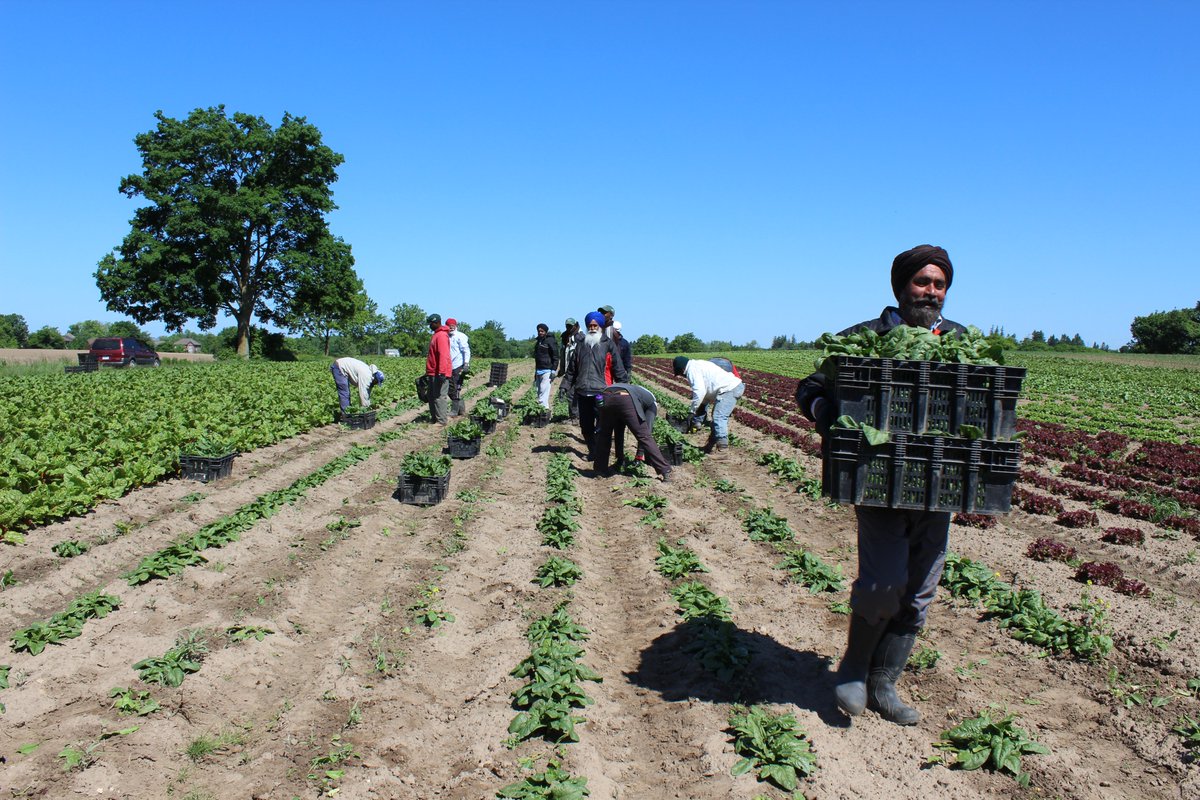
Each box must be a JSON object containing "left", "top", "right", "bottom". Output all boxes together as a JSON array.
[{"left": 89, "top": 337, "right": 161, "bottom": 367}]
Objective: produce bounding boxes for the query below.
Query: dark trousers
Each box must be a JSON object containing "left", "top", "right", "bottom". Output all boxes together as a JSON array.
[
  {"left": 449, "top": 366, "right": 465, "bottom": 415},
  {"left": 851, "top": 506, "right": 951, "bottom": 633},
  {"left": 594, "top": 393, "right": 672, "bottom": 477},
  {"left": 576, "top": 393, "right": 600, "bottom": 456}
]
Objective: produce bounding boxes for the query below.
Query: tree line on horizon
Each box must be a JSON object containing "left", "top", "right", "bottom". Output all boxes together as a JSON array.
[{"left": 6, "top": 106, "right": 1194, "bottom": 360}]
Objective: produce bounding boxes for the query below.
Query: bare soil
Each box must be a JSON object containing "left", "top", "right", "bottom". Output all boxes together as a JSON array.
[{"left": 2, "top": 362, "right": 1198, "bottom": 800}]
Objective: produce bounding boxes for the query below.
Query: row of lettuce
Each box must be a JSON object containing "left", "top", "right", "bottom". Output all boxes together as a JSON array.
[{"left": 0, "top": 358, "right": 463, "bottom": 537}]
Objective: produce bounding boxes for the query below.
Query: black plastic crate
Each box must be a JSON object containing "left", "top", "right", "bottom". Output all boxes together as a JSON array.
[
  {"left": 488, "top": 362, "right": 509, "bottom": 387},
  {"left": 667, "top": 415, "right": 690, "bottom": 433},
  {"left": 828, "top": 356, "right": 1025, "bottom": 440},
  {"left": 447, "top": 435, "right": 481, "bottom": 459},
  {"left": 469, "top": 415, "right": 498, "bottom": 434},
  {"left": 822, "top": 429, "right": 1021, "bottom": 515},
  {"left": 64, "top": 363, "right": 98, "bottom": 374},
  {"left": 397, "top": 471, "right": 450, "bottom": 506},
  {"left": 527, "top": 410, "right": 551, "bottom": 428},
  {"left": 489, "top": 397, "right": 509, "bottom": 419},
  {"left": 180, "top": 453, "right": 237, "bottom": 483},
  {"left": 339, "top": 409, "right": 377, "bottom": 429},
  {"left": 667, "top": 442, "right": 685, "bottom": 467}
]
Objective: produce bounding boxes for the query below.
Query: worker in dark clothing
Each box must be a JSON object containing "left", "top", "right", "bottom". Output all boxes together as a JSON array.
[
  {"left": 593, "top": 383, "right": 672, "bottom": 482},
  {"left": 562, "top": 311, "right": 628, "bottom": 459},
  {"left": 795, "top": 244, "right": 967, "bottom": 727}
]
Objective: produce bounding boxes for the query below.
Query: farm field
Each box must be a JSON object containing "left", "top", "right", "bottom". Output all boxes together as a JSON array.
[{"left": 2, "top": 353, "right": 1200, "bottom": 799}]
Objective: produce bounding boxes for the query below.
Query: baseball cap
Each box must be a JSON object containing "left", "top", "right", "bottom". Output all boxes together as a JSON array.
[
  {"left": 598, "top": 305, "right": 614, "bottom": 314},
  {"left": 446, "top": 318, "right": 457, "bottom": 326},
  {"left": 426, "top": 313, "right": 441, "bottom": 326},
  {"left": 565, "top": 317, "right": 577, "bottom": 326},
  {"left": 612, "top": 320, "right": 622, "bottom": 331}
]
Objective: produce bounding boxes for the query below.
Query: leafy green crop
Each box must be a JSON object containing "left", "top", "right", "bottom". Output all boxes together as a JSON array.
[
  {"left": 497, "top": 761, "right": 590, "bottom": 799},
  {"left": 776, "top": 549, "right": 845, "bottom": 593},
  {"left": 933, "top": 710, "right": 1049, "bottom": 786},
  {"left": 534, "top": 556, "right": 583, "bottom": 588},
  {"left": 109, "top": 686, "right": 160, "bottom": 716},
  {"left": 537, "top": 505, "right": 580, "bottom": 549},
  {"left": 727, "top": 705, "right": 818, "bottom": 791},
  {"left": 52, "top": 539, "right": 90, "bottom": 558},
  {"left": 655, "top": 539, "right": 709, "bottom": 580},
  {"left": 815, "top": 325, "right": 1004, "bottom": 377},
  {"left": 133, "top": 630, "right": 208, "bottom": 687},
  {"left": 400, "top": 448, "right": 451, "bottom": 478},
  {"left": 10, "top": 591, "right": 121, "bottom": 655},
  {"left": 671, "top": 581, "right": 732, "bottom": 622},
  {"left": 447, "top": 418, "right": 484, "bottom": 441},
  {"left": 742, "top": 507, "right": 795, "bottom": 543}
]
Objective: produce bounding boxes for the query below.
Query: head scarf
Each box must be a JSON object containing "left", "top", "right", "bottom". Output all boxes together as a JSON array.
[
  {"left": 891, "top": 245, "right": 953, "bottom": 299},
  {"left": 584, "top": 311, "right": 606, "bottom": 329},
  {"left": 673, "top": 356, "right": 689, "bottom": 375}
]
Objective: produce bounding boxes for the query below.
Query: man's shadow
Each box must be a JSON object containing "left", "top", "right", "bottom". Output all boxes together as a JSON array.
[{"left": 625, "top": 620, "right": 849, "bottom": 727}]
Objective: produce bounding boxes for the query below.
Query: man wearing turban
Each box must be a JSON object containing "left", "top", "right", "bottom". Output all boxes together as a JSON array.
[
  {"left": 794, "top": 244, "right": 967, "bottom": 727},
  {"left": 561, "top": 311, "right": 628, "bottom": 461}
]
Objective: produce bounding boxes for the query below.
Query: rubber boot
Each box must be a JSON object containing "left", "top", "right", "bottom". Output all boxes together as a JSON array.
[
  {"left": 833, "top": 615, "right": 888, "bottom": 716},
  {"left": 867, "top": 631, "right": 921, "bottom": 725}
]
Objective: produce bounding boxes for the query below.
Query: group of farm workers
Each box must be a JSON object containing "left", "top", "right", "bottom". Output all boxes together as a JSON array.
[
  {"left": 327, "top": 243, "right": 969, "bottom": 729},
  {"left": 331, "top": 313, "right": 470, "bottom": 425}
]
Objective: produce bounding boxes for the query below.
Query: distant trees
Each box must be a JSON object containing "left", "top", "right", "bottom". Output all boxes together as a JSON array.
[
  {"left": 27, "top": 327, "right": 66, "bottom": 349},
  {"left": 1129, "top": 302, "right": 1200, "bottom": 354},
  {"left": 0, "top": 314, "right": 29, "bottom": 348},
  {"left": 667, "top": 332, "right": 704, "bottom": 353},
  {"left": 632, "top": 334, "right": 667, "bottom": 355}
]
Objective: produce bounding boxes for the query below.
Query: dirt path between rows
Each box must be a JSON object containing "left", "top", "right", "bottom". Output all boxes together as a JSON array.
[{"left": 2, "top": 363, "right": 1198, "bottom": 799}]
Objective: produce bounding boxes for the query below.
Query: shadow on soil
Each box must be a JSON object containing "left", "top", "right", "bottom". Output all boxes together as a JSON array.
[{"left": 626, "top": 620, "right": 849, "bottom": 728}]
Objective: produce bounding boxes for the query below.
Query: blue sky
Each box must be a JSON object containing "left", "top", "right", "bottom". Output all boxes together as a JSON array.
[{"left": 2, "top": 1, "right": 1197, "bottom": 350}]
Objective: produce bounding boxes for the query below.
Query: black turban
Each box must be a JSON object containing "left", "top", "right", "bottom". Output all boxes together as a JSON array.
[{"left": 891, "top": 244, "right": 953, "bottom": 299}]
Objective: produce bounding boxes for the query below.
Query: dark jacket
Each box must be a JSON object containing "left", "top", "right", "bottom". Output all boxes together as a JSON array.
[
  {"left": 615, "top": 336, "right": 633, "bottom": 374},
  {"left": 795, "top": 307, "right": 967, "bottom": 433},
  {"left": 558, "top": 328, "right": 579, "bottom": 375},
  {"left": 607, "top": 383, "right": 658, "bottom": 427},
  {"left": 533, "top": 334, "right": 559, "bottom": 371},
  {"left": 563, "top": 333, "right": 628, "bottom": 396}
]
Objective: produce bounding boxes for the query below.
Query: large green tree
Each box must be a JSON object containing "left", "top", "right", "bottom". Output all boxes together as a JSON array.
[
  {"left": 632, "top": 334, "right": 666, "bottom": 355},
  {"left": 1129, "top": 302, "right": 1200, "bottom": 354},
  {"left": 0, "top": 314, "right": 29, "bottom": 348},
  {"left": 282, "top": 237, "right": 363, "bottom": 355},
  {"left": 27, "top": 326, "right": 66, "bottom": 349},
  {"left": 96, "top": 106, "right": 353, "bottom": 357},
  {"left": 388, "top": 303, "right": 431, "bottom": 356}
]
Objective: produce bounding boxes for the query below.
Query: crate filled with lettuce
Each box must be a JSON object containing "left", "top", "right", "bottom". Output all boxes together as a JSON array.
[
  {"left": 179, "top": 436, "right": 237, "bottom": 483},
  {"left": 446, "top": 418, "right": 483, "bottom": 459},
  {"left": 469, "top": 401, "right": 500, "bottom": 434},
  {"left": 815, "top": 327, "right": 1024, "bottom": 514},
  {"left": 397, "top": 448, "right": 452, "bottom": 506}
]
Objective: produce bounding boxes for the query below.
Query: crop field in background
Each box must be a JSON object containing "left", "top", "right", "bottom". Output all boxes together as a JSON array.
[{"left": 1, "top": 350, "right": 1199, "bottom": 799}]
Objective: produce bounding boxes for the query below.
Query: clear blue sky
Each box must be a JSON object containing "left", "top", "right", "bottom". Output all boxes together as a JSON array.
[{"left": 2, "top": 1, "right": 1197, "bottom": 350}]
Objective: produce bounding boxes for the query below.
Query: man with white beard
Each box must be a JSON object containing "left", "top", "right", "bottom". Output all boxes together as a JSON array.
[{"left": 561, "top": 311, "right": 627, "bottom": 460}]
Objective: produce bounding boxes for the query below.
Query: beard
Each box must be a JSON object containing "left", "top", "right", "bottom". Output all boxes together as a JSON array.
[
  {"left": 584, "top": 331, "right": 602, "bottom": 347},
  {"left": 900, "top": 296, "right": 944, "bottom": 329}
]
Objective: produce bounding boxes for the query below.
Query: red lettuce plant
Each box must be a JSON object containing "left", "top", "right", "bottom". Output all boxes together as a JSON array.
[
  {"left": 1056, "top": 510, "right": 1099, "bottom": 528},
  {"left": 1026, "top": 538, "right": 1077, "bottom": 563},
  {"left": 1101, "top": 527, "right": 1145, "bottom": 547}
]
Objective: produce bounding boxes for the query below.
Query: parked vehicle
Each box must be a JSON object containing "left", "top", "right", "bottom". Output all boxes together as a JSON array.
[{"left": 89, "top": 337, "right": 161, "bottom": 367}]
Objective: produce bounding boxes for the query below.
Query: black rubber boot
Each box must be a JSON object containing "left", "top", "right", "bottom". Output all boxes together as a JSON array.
[
  {"left": 833, "top": 615, "right": 888, "bottom": 716},
  {"left": 867, "top": 631, "right": 921, "bottom": 725}
]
